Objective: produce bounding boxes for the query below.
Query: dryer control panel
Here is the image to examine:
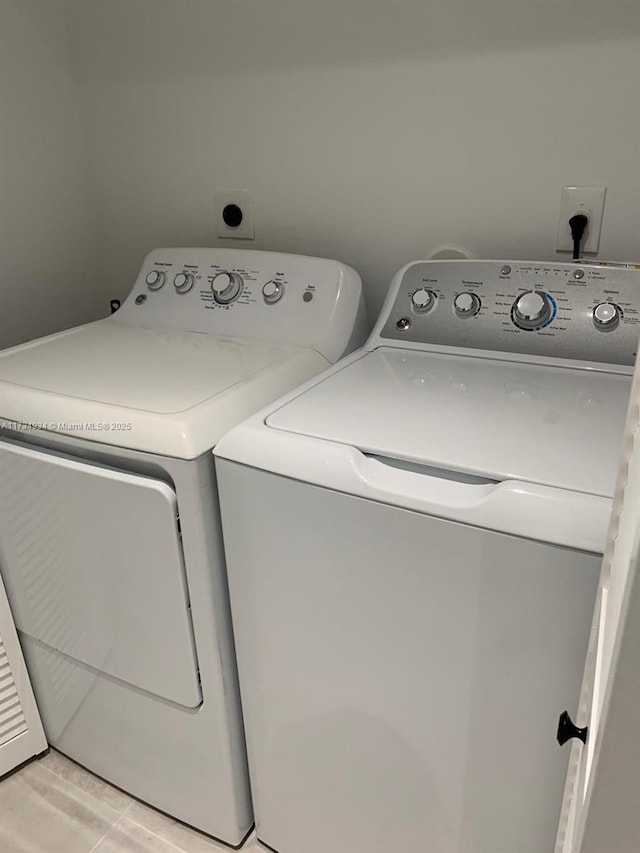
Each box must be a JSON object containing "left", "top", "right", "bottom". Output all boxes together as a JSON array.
[
  {"left": 115, "top": 248, "right": 367, "bottom": 364},
  {"left": 375, "top": 261, "right": 640, "bottom": 367}
]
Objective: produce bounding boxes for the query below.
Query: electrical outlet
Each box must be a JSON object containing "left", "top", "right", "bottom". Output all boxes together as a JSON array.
[
  {"left": 214, "top": 190, "right": 255, "bottom": 240},
  {"left": 556, "top": 186, "right": 607, "bottom": 255}
]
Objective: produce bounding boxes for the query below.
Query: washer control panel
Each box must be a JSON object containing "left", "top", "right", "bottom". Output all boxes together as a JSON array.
[
  {"left": 377, "top": 261, "right": 640, "bottom": 366},
  {"left": 116, "top": 248, "right": 366, "bottom": 363}
]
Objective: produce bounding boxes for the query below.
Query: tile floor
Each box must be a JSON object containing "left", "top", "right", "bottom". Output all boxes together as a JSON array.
[{"left": 0, "top": 750, "right": 260, "bottom": 853}]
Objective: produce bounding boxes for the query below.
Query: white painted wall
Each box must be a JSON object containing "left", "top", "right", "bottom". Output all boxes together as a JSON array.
[
  {"left": 0, "top": 0, "right": 107, "bottom": 349},
  {"left": 65, "top": 0, "right": 640, "bottom": 318}
]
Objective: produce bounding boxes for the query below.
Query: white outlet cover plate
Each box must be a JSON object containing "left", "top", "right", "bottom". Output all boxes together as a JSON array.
[
  {"left": 214, "top": 190, "right": 255, "bottom": 240},
  {"left": 556, "top": 186, "right": 606, "bottom": 254}
]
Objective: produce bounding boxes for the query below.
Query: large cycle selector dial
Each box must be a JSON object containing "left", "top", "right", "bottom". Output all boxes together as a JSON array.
[
  {"left": 454, "top": 292, "right": 481, "bottom": 318},
  {"left": 411, "top": 288, "right": 436, "bottom": 314},
  {"left": 174, "top": 273, "right": 194, "bottom": 294},
  {"left": 212, "top": 271, "right": 243, "bottom": 304},
  {"left": 146, "top": 270, "right": 166, "bottom": 291},
  {"left": 593, "top": 302, "right": 621, "bottom": 331},
  {"left": 512, "top": 290, "right": 554, "bottom": 331}
]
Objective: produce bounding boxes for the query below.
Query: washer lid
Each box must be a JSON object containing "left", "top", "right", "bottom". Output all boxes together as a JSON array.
[
  {"left": 266, "top": 348, "right": 632, "bottom": 498},
  {"left": 0, "top": 318, "right": 327, "bottom": 458}
]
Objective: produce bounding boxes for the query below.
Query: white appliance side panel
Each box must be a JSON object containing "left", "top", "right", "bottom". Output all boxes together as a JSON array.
[
  {"left": 0, "top": 573, "right": 46, "bottom": 775},
  {"left": 0, "top": 441, "right": 200, "bottom": 708},
  {"left": 217, "top": 461, "right": 600, "bottom": 853}
]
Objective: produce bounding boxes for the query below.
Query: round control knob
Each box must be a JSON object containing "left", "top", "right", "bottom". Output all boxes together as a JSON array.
[
  {"left": 411, "top": 288, "right": 436, "bottom": 314},
  {"left": 146, "top": 271, "right": 166, "bottom": 291},
  {"left": 454, "top": 292, "right": 481, "bottom": 317},
  {"left": 174, "top": 273, "right": 194, "bottom": 294},
  {"left": 263, "top": 280, "right": 284, "bottom": 305},
  {"left": 212, "top": 271, "right": 243, "bottom": 304},
  {"left": 512, "top": 290, "right": 554, "bottom": 331},
  {"left": 593, "top": 302, "right": 621, "bottom": 331}
]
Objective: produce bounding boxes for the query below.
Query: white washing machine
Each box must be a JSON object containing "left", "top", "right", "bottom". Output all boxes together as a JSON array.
[
  {"left": 0, "top": 247, "right": 366, "bottom": 845},
  {"left": 215, "top": 260, "right": 638, "bottom": 853}
]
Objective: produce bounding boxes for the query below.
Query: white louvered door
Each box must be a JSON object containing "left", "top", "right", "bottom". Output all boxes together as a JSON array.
[{"left": 0, "top": 571, "right": 46, "bottom": 776}]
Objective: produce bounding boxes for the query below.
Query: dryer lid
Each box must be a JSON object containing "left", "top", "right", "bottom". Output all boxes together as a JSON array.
[
  {"left": 0, "top": 319, "right": 326, "bottom": 458},
  {"left": 0, "top": 320, "right": 300, "bottom": 412},
  {"left": 266, "top": 348, "right": 632, "bottom": 498}
]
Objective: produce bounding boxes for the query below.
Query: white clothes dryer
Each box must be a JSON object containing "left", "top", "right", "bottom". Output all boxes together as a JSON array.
[
  {"left": 0, "top": 248, "right": 366, "bottom": 845},
  {"left": 215, "top": 260, "right": 638, "bottom": 853}
]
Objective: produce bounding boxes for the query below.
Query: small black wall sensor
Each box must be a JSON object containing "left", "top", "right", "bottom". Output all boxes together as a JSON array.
[{"left": 222, "top": 204, "right": 244, "bottom": 229}]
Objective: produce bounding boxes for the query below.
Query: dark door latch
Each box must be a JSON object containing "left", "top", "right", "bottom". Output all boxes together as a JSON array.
[{"left": 557, "top": 711, "right": 589, "bottom": 746}]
